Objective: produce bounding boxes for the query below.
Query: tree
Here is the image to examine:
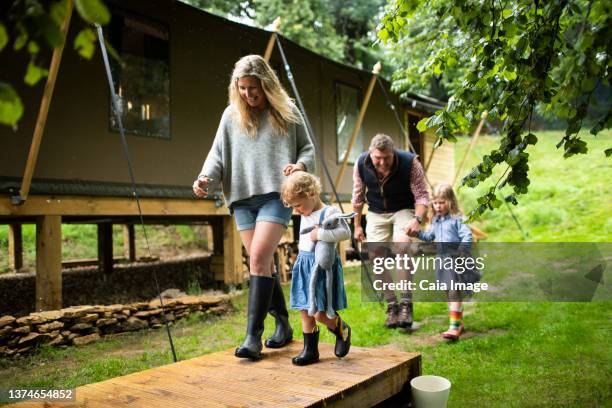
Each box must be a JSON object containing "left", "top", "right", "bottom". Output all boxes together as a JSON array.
[
  {"left": 0, "top": 0, "right": 111, "bottom": 127},
  {"left": 182, "top": 0, "right": 386, "bottom": 69},
  {"left": 379, "top": 0, "right": 611, "bottom": 220}
]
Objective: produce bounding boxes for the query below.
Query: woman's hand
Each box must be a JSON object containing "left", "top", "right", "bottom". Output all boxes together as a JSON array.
[
  {"left": 283, "top": 162, "right": 306, "bottom": 176},
  {"left": 192, "top": 176, "right": 212, "bottom": 198}
]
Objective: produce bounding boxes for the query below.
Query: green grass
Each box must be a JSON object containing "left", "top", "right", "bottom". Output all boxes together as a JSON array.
[
  {"left": 0, "top": 130, "right": 610, "bottom": 406},
  {"left": 453, "top": 130, "right": 611, "bottom": 242},
  {"left": 0, "top": 225, "right": 211, "bottom": 273},
  {"left": 1, "top": 269, "right": 610, "bottom": 407}
]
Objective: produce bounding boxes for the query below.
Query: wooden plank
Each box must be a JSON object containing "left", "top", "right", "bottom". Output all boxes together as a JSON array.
[
  {"left": 17, "top": 1, "right": 74, "bottom": 202},
  {"left": 97, "top": 223, "right": 113, "bottom": 274},
  {"left": 8, "top": 223, "right": 23, "bottom": 271},
  {"left": 334, "top": 62, "right": 382, "bottom": 193},
  {"left": 0, "top": 195, "right": 229, "bottom": 217},
  {"left": 123, "top": 224, "right": 136, "bottom": 262},
  {"left": 223, "top": 215, "right": 243, "bottom": 285},
  {"left": 5, "top": 343, "right": 420, "bottom": 408},
  {"left": 35, "top": 215, "right": 62, "bottom": 311}
]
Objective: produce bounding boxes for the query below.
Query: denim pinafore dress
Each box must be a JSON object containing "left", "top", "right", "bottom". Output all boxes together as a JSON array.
[{"left": 289, "top": 206, "right": 348, "bottom": 311}]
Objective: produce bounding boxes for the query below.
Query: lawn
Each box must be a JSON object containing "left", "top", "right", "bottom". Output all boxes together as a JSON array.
[{"left": 0, "top": 130, "right": 610, "bottom": 407}]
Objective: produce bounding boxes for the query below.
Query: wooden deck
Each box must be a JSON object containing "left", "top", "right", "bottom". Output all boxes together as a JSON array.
[{"left": 7, "top": 342, "right": 420, "bottom": 408}]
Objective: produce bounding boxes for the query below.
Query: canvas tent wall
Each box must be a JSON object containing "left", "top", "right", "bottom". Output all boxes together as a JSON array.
[{"left": 0, "top": 0, "right": 447, "bottom": 311}]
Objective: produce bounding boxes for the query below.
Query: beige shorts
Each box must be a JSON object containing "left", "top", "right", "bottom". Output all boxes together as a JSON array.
[{"left": 365, "top": 209, "right": 415, "bottom": 242}]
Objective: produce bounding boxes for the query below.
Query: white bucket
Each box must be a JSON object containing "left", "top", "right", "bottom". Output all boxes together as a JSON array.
[{"left": 410, "top": 375, "right": 451, "bottom": 408}]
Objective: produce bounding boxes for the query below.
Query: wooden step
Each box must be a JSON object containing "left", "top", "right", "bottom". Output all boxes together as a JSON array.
[{"left": 6, "top": 342, "right": 420, "bottom": 407}]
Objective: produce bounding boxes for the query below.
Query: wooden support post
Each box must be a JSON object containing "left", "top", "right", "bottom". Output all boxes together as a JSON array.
[
  {"left": 36, "top": 215, "right": 62, "bottom": 311},
  {"left": 17, "top": 1, "right": 74, "bottom": 202},
  {"left": 203, "top": 224, "right": 214, "bottom": 252},
  {"left": 123, "top": 224, "right": 135, "bottom": 262},
  {"left": 223, "top": 216, "right": 243, "bottom": 285},
  {"left": 276, "top": 246, "right": 288, "bottom": 283},
  {"left": 8, "top": 223, "right": 23, "bottom": 271},
  {"left": 97, "top": 223, "right": 113, "bottom": 274},
  {"left": 334, "top": 62, "right": 382, "bottom": 193},
  {"left": 453, "top": 111, "right": 488, "bottom": 186},
  {"left": 263, "top": 17, "right": 282, "bottom": 61},
  {"left": 338, "top": 240, "right": 347, "bottom": 266}
]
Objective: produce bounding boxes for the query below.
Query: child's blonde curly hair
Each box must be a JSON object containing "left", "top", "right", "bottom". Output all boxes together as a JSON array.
[{"left": 281, "top": 171, "right": 322, "bottom": 205}]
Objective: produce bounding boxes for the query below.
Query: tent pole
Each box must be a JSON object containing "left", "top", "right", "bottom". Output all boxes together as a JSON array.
[
  {"left": 263, "top": 17, "right": 281, "bottom": 61},
  {"left": 333, "top": 62, "right": 381, "bottom": 197},
  {"left": 14, "top": 0, "right": 74, "bottom": 205},
  {"left": 453, "top": 111, "right": 488, "bottom": 186}
]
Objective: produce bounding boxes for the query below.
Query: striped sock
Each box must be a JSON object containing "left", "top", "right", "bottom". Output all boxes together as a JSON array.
[{"left": 448, "top": 303, "right": 463, "bottom": 332}]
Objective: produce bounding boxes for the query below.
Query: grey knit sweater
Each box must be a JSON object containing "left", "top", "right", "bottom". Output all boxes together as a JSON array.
[{"left": 199, "top": 105, "right": 315, "bottom": 207}]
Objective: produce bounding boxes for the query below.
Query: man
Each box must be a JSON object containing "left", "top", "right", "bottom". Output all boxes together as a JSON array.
[{"left": 352, "top": 134, "right": 429, "bottom": 328}]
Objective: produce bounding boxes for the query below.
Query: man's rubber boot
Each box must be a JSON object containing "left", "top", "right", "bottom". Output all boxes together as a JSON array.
[
  {"left": 235, "top": 275, "right": 275, "bottom": 360},
  {"left": 265, "top": 273, "right": 293, "bottom": 348},
  {"left": 397, "top": 300, "right": 413, "bottom": 328},
  {"left": 292, "top": 327, "right": 320, "bottom": 366}
]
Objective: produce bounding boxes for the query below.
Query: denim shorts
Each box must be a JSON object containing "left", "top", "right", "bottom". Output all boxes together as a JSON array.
[{"left": 231, "top": 192, "right": 293, "bottom": 231}]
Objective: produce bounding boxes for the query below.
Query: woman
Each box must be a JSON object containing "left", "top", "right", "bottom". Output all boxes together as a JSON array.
[{"left": 192, "top": 55, "right": 314, "bottom": 360}]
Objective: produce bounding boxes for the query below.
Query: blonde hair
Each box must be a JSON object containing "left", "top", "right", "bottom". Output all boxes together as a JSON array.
[
  {"left": 431, "top": 183, "right": 461, "bottom": 216},
  {"left": 281, "top": 171, "right": 322, "bottom": 204},
  {"left": 228, "top": 55, "right": 300, "bottom": 137}
]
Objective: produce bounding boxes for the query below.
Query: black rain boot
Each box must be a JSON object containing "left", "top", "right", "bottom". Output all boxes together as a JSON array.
[
  {"left": 235, "top": 275, "right": 275, "bottom": 360},
  {"left": 292, "top": 327, "right": 320, "bottom": 366},
  {"left": 265, "top": 273, "right": 293, "bottom": 348},
  {"left": 329, "top": 314, "right": 351, "bottom": 358}
]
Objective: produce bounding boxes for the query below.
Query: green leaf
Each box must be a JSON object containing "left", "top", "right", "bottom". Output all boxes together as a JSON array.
[
  {"left": 39, "top": 15, "right": 64, "bottom": 48},
  {"left": 74, "top": 28, "right": 97, "bottom": 59},
  {"left": 27, "top": 41, "right": 40, "bottom": 55},
  {"left": 50, "top": 0, "right": 70, "bottom": 25},
  {"left": 24, "top": 62, "right": 49, "bottom": 86},
  {"left": 506, "top": 148, "right": 521, "bottom": 165},
  {"left": 605, "top": 148, "right": 612, "bottom": 157},
  {"left": 525, "top": 133, "right": 538, "bottom": 145},
  {"left": 433, "top": 137, "right": 444, "bottom": 149},
  {"left": 0, "top": 82, "right": 24, "bottom": 127},
  {"left": 0, "top": 24, "right": 7, "bottom": 52},
  {"left": 14, "top": 29, "right": 28, "bottom": 51},
  {"left": 75, "top": 0, "right": 110, "bottom": 25},
  {"left": 378, "top": 28, "right": 389, "bottom": 42},
  {"left": 501, "top": 70, "right": 517, "bottom": 81},
  {"left": 416, "top": 116, "right": 430, "bottom": 132}
]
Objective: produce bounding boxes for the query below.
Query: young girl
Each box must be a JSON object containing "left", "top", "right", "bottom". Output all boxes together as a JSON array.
[
  {"left": 418, "top": 183, "right": 473, "bottom": 340},
  {"left": 281, "top": 171, "right": 352, "bottom": 365}
]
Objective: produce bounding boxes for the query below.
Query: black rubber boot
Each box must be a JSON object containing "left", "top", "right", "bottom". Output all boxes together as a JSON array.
[
  {"left": 235, "top": 275, "right": 275, "bottom": 360},
  {"left": 265, "top": 273, "right": 293, "bottom": 348},
  {"left": 292, "top": 327, "right": 320, "bottom": 366},
  {"left": 329, "top": 314, "right": 351, "bottom": 358}
]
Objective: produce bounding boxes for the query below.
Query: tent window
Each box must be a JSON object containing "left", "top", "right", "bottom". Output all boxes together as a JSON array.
[
  {"left": 335, "top": 82, "right": 364, "bottom": 164},
  {"left": 108, "top": 13, "right": 170, "bottom": 139}
]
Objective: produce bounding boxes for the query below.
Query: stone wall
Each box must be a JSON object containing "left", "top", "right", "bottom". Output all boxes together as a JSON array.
[
  {"left": 0, "top": 294, "right": 232, "bottom": 358},
  {"left": 0, "top": 256, "right": 219, "bottom": 317}
]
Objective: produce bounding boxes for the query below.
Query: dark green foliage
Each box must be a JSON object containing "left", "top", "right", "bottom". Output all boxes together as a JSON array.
[
  {"left": 0, "top": 0, "right": 110, "bottom": 127},
  {"left": 379, "top": 0, "right": 611, "bottom": 221},
  {"left": 183, "top": 0, "right": 386, "bottom": 70}
]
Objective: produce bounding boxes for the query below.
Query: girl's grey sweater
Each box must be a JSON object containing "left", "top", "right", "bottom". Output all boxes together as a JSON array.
[{"left": 199, "top": 105, "right": 315, "bottom": 207}]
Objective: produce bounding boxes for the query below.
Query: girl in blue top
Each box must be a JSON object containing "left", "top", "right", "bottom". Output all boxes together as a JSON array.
[{"left": 418, "top": 183, "right": 473, "bottom": 340}]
